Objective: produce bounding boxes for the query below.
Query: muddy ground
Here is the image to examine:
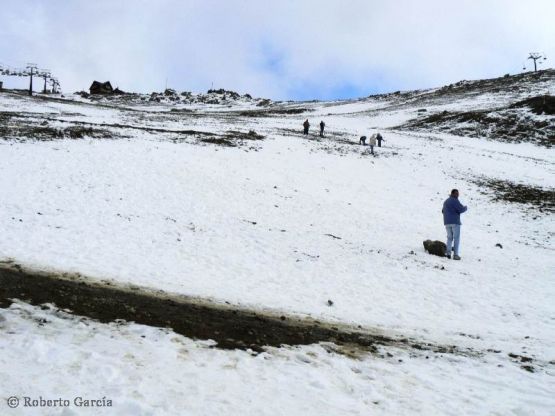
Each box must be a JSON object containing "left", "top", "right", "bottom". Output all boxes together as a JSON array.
[{"left": 0, "top": 261, "right": 469, "bottom": 356}]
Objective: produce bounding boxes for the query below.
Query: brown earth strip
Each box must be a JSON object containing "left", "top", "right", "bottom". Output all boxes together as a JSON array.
[{"left": 0, "top": 261, "right": 463, "bottom": 355}]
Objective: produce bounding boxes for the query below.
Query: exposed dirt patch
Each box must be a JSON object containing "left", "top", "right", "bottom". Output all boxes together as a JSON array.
[
  {"left": 472, "top": 177, "right": 555, "bottom": 213},
  {"left": 0, "top": 262, "right": 469, "bottom": 355}
]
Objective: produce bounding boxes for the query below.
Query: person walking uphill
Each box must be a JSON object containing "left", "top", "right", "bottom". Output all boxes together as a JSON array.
[
  {"left": 303, "top": 119, "right": 310, "bottom": 135},
  {"left": 369, "top": 133, "right": 377, "bottom": 155},
  {"left": 442, "top": 189, "right": 468, "bottom": 260},
  {"left": 319, "top": 121, "right": 325, "bottom": 137}
]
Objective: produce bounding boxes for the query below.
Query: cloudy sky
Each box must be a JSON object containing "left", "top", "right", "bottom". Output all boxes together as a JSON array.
[{"left": 1, "top": 0, "right": 554, "bottom": 100}]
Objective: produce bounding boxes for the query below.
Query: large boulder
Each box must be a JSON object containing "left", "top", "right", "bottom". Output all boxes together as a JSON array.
[{"left": 423, "top": 240, "right": 447, "bottom": 257}]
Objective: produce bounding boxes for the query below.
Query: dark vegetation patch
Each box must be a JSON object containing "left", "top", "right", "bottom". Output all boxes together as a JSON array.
[
  {"left": 510, "top": 95, "right": 555, "bottom": 115},
  {"left": 0, "top": 111, "right": 216, "bottom": 142},
  {"left": 432, "top": 71, "right": 555, "bottom": 97},
  {"left": 363, "top": 70, "right": 555, "bottom": 114},
  {"left": 401, "top": 101, "right": 554, "bottom": 147},
  {"left": 0, "top": 113, "right": 118, "bottom": 141},
  {"left": 226, "top": 129, "right": 265, "bottom": 140},
  {"left": 0, "top": 262, "right": 473, "bottom": 355},
  {"left": 0, "top": 110, "right": 264, "bottom": 148},
  {"left": 200, "top": 137, "right": 237, "bottom": 147},
  {"left": 238, "top": 107, "right": 312, "bottom": 117},
  {"left": 200, "top": 130, "right": 265, "bottom": 147},
  {"left": 411, "top": 70, "right": 554, "bottom": 101},
  {"left": 473, "top": 177, "right": 555, "bottom": 214},
  {"left": 169, "top": 108, "right": 194, "bottom": 113}
]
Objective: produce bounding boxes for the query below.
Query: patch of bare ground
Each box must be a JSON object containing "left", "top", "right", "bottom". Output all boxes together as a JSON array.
[
  {"left": 472, "top": 177, "right": 555, "bottom": 214},
  {"left": 198, "top": 130, "right": 265, "bottom": 147},
  {"left": 238, "top": 107, "right": 313, "bottom": 117},
  {"left": 399, "top": 96, "right": 555, "bottom": 147},
  {"left": 1, "top": 261, "right": 470, "bottom": 356},
  {"left": 0, "top": 112, "right": 119, "bottom": 141},
  {"left": 0, "top": 110, "right": 264, "bottom": 148}
]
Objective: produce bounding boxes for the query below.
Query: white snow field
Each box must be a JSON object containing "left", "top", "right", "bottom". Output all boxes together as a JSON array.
[
  {"left": 1, "top": 70, "right": 554, "bottom": 414},
  {"left": 1, "top": 301, "right": 553, "bottom": 416}
]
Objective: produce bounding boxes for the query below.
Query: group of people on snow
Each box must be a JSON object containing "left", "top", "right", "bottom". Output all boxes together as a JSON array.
[
  {"left": 302, "top": 120, "right": 384, "bottom": 153},
  {"left": 303, "top": 119, "right": 326, "bottom": 137},
  {"left": 359, "top": 133, "right": 384, "bottom": 154}
]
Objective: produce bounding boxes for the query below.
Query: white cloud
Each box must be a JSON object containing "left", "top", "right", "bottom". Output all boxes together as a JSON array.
[{"left": 1, "top": 0, "right": 553, "bottom": 99}]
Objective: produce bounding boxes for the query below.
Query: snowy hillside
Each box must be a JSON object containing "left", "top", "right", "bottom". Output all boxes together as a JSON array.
[{"left": 1, "top": 70, "right": 554, "bottom": 415}]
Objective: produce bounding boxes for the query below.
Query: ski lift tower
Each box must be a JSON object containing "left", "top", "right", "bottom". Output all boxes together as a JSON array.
[
  {"left": 50, "top": 77, "right": 60, "bottom": 94},
  {"left": 26, "top": 63, "right": 38, "bottom": 96},
  {"left": 39, "top": 69, "right": 51, "bottom": 93},
  {"left": 527, "top": 53, "right": 547, "bottom": 72}
]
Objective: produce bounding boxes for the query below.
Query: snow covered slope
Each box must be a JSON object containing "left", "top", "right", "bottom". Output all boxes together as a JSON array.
[
  {"left": 2, "top": 301, "right": 553, "bottom": 416},
  {"left": 0, "top": 70, "right": 554, "bottom": 414}
]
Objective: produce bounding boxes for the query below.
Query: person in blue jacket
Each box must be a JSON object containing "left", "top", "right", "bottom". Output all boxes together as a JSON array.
[{"left": 442, "top": 189, "right": 468, "bottom": 260}]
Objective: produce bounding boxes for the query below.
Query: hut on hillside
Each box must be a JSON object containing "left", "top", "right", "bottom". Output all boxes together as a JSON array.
[{"left": 89, "top": 81, "right": 113, "bottom": 95}]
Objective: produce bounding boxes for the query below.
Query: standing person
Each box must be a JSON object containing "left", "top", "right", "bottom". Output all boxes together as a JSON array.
[
  {"left": 303, "top": 119, "right": 310, "bottom": 135},
  {"left": 442, "top": 189, "right": 468, "bottom": 260},
  {"left": 377, "top": 133, "right": 385, "bottom": 147},
  {"left": 369, "top": 133, "right": 377, "bottom": 155},
  {"left": 319, "top": 120, "right": 325, "bottom": 137}
]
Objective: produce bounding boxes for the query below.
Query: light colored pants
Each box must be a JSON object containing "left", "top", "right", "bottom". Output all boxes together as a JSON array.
[{"left": 445, "top": 224, "right": 461, "bottom": 256}]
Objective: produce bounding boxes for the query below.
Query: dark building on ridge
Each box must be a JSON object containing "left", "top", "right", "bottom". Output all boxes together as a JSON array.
[{"left": 89, "top": 81, "right": 114, "bottom": 95}]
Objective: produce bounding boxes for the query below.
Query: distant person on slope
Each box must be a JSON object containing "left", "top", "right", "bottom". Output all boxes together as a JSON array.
[
  {"left": 442, "top": 189, "right": 468, "bottom": 260},
  {"left": 359, "top": 136, "right": 367, "bottom": 145},
  {"left": 303, "top": 119, "right": 310, "bottom": 135},
  {"left": 319, "top": 121, "right": 325, "bottom": 137},
  {"left": 377, "top": 133, "right": 385, "bottom": 147},
  {"left": 369, "top": 133, "right": 377, "bottom": 155}
]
